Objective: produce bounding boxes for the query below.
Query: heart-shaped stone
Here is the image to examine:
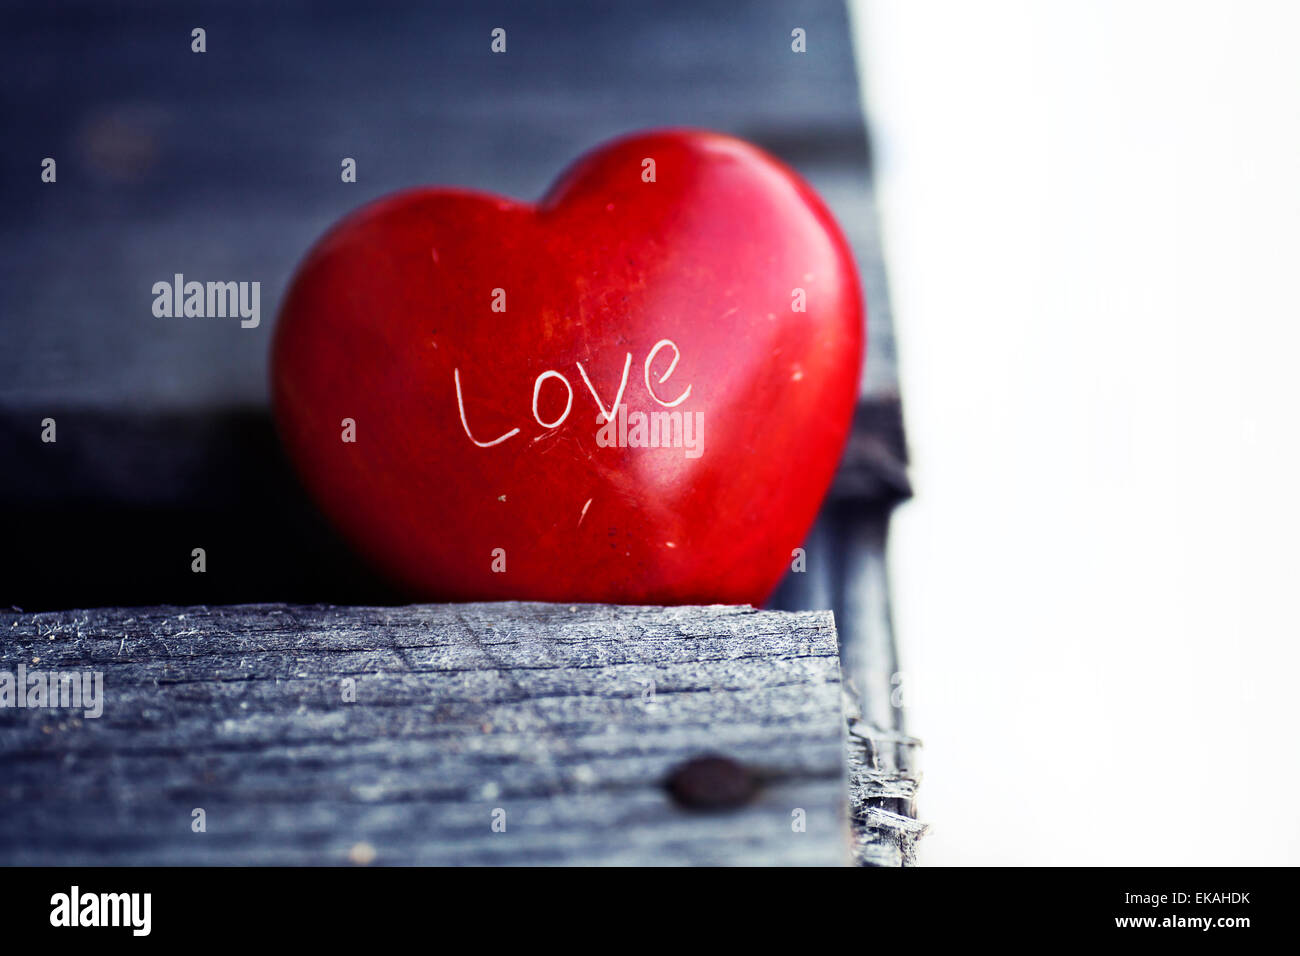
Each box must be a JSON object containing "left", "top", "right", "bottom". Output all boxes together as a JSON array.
[{"left": 272, "top": 129, "right": 863, "bottom": 605}]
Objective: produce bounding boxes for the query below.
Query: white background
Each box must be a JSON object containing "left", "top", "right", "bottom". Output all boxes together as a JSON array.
[{"left": 850, "top": 0, "right": 1300, "bottom": 864}]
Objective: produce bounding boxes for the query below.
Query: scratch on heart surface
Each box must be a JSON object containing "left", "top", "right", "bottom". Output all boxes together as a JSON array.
[{"left": 578, "top": 497, "right": 593, "bottom": 527}]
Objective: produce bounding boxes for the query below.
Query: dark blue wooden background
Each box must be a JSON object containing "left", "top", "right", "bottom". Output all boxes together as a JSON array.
[{"left": 0, "top": 0, "right": 906, "bottom": 621}]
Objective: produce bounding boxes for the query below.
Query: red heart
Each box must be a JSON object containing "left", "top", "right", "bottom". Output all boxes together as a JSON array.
[{"left": 272, "top": 129, "right": 863, "bottom": 605}]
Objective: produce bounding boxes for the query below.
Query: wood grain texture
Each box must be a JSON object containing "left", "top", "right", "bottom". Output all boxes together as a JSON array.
[{"left": 0, "top": 602, "right": 848, "bottom": 866}]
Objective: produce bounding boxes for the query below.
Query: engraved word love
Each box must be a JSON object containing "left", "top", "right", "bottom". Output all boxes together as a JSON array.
[{"left": 454, "top": 338, "right": 693, "bottom": 449}]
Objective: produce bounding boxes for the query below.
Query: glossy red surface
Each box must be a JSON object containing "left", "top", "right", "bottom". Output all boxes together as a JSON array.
[{"left": 271, "top": 129, "right": 864, "bottom": 605}]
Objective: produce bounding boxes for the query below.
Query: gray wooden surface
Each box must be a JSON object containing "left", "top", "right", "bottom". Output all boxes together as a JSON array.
[{"left": 0, "top": 602, "right": 848, "bottom": 866}]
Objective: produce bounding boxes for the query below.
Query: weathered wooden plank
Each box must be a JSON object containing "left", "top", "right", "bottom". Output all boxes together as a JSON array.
[{"left": 0, "top": 602, "right": 847, "bottom": 865}]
